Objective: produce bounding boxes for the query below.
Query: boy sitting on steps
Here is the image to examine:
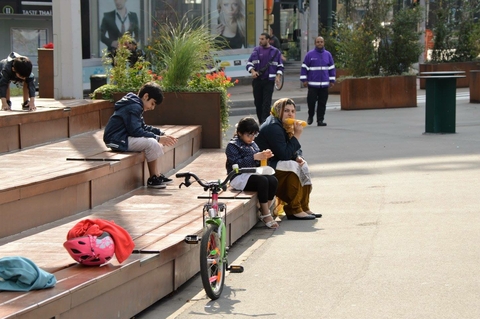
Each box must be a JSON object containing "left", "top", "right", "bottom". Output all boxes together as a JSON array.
[{"left": 103, "top": 82, "right": 177, "bottom": 188}]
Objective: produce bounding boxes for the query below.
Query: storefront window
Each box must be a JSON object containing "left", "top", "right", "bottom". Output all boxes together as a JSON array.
[
  {"left": 98, "top": 0, "right": 142, "bottom": 56},
  {"left": 210, "top": 0, "right": 246, "bottom": 49},
  {"left": 11, "top": 28, "right": 47, "bottom": 66}
]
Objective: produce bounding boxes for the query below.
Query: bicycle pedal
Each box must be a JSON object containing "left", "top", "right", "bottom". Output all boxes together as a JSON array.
[
  {"left": 184, "top": 235, "right": 200, "bottom": 244},
  {"left": 227, "top": 265, "right": 244, "bottom": 273}
]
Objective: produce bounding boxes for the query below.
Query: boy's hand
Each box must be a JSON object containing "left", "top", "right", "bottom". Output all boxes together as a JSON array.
[
  {"left": 1, "top": 98, "right": 11, "bottom": 111},
  {"left": 159, "top": 135, "right": 178, "bottom": 147}
]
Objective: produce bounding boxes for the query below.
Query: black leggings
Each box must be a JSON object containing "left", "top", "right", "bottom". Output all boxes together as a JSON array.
[{"left": 243, "top": 175, "right": 278, "bottom": 204}]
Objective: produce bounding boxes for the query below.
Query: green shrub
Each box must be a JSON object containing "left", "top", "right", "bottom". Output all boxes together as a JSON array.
[
  {"left": 145, "top": 15, "right": 220, "bottom": 91},
  {"left": 334, "top": 0, "right": 423, "bottom": 77},
  {"left": 92, "top": 33, "right": 159, "bottom": 100},
  {"left": 430, "top": 0, "right": 480, "bottom": 62}
]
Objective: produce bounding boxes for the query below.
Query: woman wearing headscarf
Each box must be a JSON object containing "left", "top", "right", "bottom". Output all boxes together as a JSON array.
[{"left": 255, "top": 98, "right": 321, "bottom": 220}]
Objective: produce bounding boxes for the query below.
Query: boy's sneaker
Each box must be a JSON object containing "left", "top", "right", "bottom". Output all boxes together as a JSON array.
[
  {"left": 158, "top": 174, "right": 173, "bottom": 184},
  {"left": 22, "top": 100, "right": 29, "bottom": 110},
  {"left": 147, "top": 175, "right": 166, "bottom": 189}
]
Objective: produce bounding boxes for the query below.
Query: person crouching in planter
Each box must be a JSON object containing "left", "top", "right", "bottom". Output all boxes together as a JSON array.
[{"left": 255, "top": 98, "right": 322, "bottom": 220}]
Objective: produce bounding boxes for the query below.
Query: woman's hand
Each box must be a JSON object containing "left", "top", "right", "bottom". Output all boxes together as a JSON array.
[
  {"left": 293, "top": 121, "right": 304, "bottom": 139},
  {"left": 216, "top": 23, "right": 225, "bottom": 35},
  {"left": 296, "top": 156, "right": 305, "bottom": 166}
]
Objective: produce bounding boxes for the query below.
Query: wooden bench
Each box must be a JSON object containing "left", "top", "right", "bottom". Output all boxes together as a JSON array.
[
  {"left": 0, "top": 150, "right": 259, "bottom": 319},
  {"left": 0, "top": 98, "right": 114, "bottom": 154},
  {"left": 0, "top": 125, "right": 202, "bottom": 239}
]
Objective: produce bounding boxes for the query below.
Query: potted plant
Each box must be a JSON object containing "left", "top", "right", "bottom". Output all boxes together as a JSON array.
[
  {"left": 93, "top": 17, "right": 236, "bottom": 148},
  {"left": 92, "top": 33, "right": 158, "bottom": 101},
  {"left": 419, "top": 0, "right": 480, "bottom": 89},
  {"left": 334, "top": 0, "right": 423, "bottom": 110},
  {"left": 142, "top": 16, "right": 235, "bottom": 148}
]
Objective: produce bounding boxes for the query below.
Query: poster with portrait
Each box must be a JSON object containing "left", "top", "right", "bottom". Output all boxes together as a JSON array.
[
  {"left": 98, "top": 0, "right": 141, "bottom": 54},
  {"left": 210, "top": 0, "right": 246, "bottom": 50}
]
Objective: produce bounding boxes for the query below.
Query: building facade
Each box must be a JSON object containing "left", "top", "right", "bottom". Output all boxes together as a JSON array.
[{"left": 0, "top": 0, "right": 323, "bottom": 91}]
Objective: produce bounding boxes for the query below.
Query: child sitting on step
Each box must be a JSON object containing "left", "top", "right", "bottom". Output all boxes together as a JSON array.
[
  {"left": 225, "top": 117, "right": 279, "bottom": 229},
  {"left": 103, "top": 82, "right": 177, "bottom": 189}
]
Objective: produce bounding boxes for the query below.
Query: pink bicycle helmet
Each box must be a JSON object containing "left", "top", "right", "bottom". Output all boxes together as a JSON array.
[{"left": 63, "top": 231, "right": 115, "bottom": 266}]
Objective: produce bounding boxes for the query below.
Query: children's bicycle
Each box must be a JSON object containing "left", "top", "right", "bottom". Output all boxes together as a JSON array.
[{"left": 176, "top": 165, "right": 259, "bottom": 300}]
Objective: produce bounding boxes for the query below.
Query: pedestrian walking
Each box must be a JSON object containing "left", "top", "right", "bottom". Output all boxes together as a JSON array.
[
  {"left": 300, "top": 36, "right": 335, "bottom": 126},
  {"left": 246, "top": 32, "right": 284, "bottom": 124}
]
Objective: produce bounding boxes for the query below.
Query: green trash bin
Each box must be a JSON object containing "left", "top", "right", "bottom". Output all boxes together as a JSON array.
[{"left": 419, "top": 71, "right": 466, "bottom": 134}]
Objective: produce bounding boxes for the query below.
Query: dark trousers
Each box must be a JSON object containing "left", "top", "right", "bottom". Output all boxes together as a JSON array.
[
  {"left": 307, "top": 86, "right": 329, "bottom": 122},
  {"left": 244, "top": 174, "right": 278, "bottom": 203},
  {"left": 252, "top": 78, "right": 275, "bottom": 124}
]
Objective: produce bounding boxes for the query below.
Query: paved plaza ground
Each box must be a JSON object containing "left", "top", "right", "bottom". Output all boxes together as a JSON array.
[{"left": 134, "top": 76, "right": 480, "bottom": 318}]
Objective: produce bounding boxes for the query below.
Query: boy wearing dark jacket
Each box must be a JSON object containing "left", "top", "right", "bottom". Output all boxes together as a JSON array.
[
  {"left": 0, "top": 52, "right": 36, "bottom": 111},
  {"left": 103, "top": 82, "right": 177, "bottom": 188}
]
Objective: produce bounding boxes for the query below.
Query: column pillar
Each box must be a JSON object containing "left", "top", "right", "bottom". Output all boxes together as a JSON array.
[{"left": 52, "top": 0, "right": 83, "bottom": 99}]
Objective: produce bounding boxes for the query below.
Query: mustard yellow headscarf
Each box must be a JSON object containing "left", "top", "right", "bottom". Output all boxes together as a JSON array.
[{"left": 271, "top": 98, "right": 296, "bottom": 138}]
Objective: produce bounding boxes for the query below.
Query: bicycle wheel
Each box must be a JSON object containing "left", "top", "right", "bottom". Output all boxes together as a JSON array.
[
  {"left": 275, "top": 73, "right": 284, "bottom": 90},
  {"left": 200, "top": 224, "right": 226, "bottom": 300}
]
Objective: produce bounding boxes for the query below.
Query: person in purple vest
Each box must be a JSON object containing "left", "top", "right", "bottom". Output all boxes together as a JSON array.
[
  {"left": 300, "top": 36, "right": 336, "bottom": 126},
  {"left": 246, "top": 33, "right": 284, "bottom": 124}
]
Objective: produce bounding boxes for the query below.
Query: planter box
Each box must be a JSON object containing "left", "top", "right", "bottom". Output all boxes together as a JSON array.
[
  {"left": 38, "top": 48, "right": 54, "bottom": 98},
  {"left": 329, "top": 69, "right": 351, "bottom": 94},
  {"left": 470, "top": 70, "right": 480, "bottom": 103},
  {"left": 340, "top": 76, "right": 417, "bottom": 110},
  {"left": 419, "top": 61, "right": 480, "bottom": 89},
  {"left": 143, "top": 92, "right": 222, "bottom": 148}
]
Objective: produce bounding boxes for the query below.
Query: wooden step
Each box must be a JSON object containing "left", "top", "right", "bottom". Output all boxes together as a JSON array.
[
  {"left": 0, "top": 125, "right": 202, "bottom": 239},
  {"left": 0, "top": 98, "right": 114, "bottom": 154},
  {"left": 0, "top": 150, "right": 259, "bottom": 319}
]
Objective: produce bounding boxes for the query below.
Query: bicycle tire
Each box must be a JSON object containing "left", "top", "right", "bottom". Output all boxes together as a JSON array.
[
  {"left": 200, "top": 224, "right": 226, "bottom": 300},
  {"left": 275, "top": 73, "right": 284, "bottom": 90}
]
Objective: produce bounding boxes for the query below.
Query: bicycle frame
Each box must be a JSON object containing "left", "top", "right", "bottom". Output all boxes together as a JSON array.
[
  {"left": 203, "top": 192, "right": 227, "bottom": 264},
  {"left": 176, "top": 166, "right": 257, "bottom": 299}
]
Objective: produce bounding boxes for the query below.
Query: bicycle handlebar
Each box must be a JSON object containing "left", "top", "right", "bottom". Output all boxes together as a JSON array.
[{"left": 176, "top": 167, "right": 257, "bottom": 191}]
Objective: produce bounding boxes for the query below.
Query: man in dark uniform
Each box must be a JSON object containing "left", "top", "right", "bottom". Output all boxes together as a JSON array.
[{"left": 246, "top": 33, "right": 284, "bottom": 124}]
